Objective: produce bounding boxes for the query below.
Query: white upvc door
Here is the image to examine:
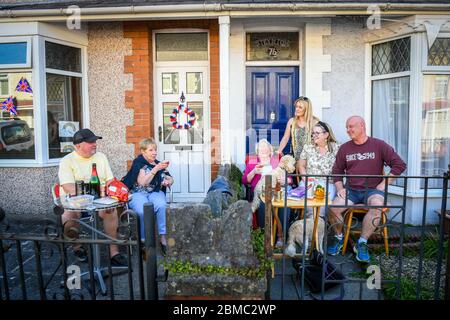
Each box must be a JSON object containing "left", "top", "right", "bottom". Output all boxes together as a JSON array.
[{"left": 154, "top": 66, "right": 210, "bottom": 202}]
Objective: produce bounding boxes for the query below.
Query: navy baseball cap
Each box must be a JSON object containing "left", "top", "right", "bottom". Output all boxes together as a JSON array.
[{"left": 73, "top": 129, "right": 102, "bottom": 145}]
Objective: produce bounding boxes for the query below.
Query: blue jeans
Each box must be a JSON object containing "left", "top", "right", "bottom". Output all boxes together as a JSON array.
[{"left": 129, "top": 191, "right": 167, "bottom": 240}]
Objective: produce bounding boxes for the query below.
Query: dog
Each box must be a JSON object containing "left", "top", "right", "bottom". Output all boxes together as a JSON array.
[
  {"left": 284, "top": 216, "right": 325, "bottom": 256},
  {"left": 250, "top": 154, "right": 296, "bottom": 213}
]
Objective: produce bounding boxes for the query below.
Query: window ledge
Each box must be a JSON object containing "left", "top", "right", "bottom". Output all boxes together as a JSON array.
[
  {"left": 0, "top": 161, "right": 60, "bottom": 168},
  {"left": 388, "top": 187, "right": 447, "bottom": 198}
]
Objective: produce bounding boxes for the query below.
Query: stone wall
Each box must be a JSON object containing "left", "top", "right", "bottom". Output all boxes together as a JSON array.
[{"left": 165, "top": 201, "right": 266, "bottom": 299}]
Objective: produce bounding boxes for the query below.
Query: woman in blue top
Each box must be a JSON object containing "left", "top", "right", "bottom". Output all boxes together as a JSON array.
[{"left": 122, "top": 138, "right": 173, "bottom": 254}]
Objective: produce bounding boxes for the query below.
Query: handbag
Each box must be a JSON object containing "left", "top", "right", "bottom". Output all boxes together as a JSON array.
[{"left": 293, "top": 249, "right": 346, "bottom": 295}]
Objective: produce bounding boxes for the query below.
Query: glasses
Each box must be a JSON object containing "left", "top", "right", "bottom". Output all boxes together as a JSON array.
[
  {"left": 298, "top": 96, "right": 309, "bottom": 101},
  {"left": 311, "top": 131, "right": 325, "bottom": 137}
]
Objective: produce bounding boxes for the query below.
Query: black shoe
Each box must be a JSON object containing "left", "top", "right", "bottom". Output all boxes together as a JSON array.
[
  {"left": 111, "top": 253, "right": 128, "bottom": 267},
  {"left": 74, "top": 247, "right": 88, "bottom": 263},
  {"left": 160, "top": 243, "right": 167, "bottom": 257}
]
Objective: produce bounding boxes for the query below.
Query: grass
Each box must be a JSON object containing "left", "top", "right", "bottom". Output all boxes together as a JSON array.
[
  {"left": 348, "top": 270, "right": 371, "bottom": 279},
  {"left": 383, "top": 276, "right": 435, "bottom": 300}
]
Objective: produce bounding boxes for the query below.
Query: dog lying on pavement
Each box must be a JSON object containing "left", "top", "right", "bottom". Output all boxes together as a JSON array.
[{"left": 285, "top": 216, "right": 325, "bottom": 256}]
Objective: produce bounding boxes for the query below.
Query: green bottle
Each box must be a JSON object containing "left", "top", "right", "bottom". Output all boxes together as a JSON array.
[{"left": 90, "top": 163, "right": 101, "bottom": 199}]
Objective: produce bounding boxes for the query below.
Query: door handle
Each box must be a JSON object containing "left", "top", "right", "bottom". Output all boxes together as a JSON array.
[{"left": 158, "top": 126, "right": 162, "bottom": 142}]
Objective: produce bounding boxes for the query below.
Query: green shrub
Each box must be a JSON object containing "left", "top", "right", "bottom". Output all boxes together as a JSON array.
[{"left": 229, "top": 164, "right": 244, "bottom": 200}]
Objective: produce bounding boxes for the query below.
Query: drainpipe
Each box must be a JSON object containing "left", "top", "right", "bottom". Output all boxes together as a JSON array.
[
  {"left": 1, "top": 3, "right": 449, "bottom": 20},
  {"left": 219, "top": 15, "right": 231, "bottom": 165}
]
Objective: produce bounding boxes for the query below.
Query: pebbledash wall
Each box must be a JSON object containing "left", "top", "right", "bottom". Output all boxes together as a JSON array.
[{"left": 323, "top": 17, "right": 366, "bottom": 142}]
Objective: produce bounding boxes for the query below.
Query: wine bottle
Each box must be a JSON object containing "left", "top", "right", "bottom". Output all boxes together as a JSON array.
[{"left": 90, "top": 163, "right": 101, "bottom": 199}]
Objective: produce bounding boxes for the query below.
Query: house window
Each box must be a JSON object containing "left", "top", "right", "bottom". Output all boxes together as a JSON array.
[
  {"left": 371, "top": 37, "right": 411, "bottom": 186},
  {"left": 372, "top": 37, "right": 410, "bottom": 76},
  {"left": 0, "top": 74, "right": 8, "bottom": 95},
  {"left": 45, "top": 41, "right": 83, "bottom": 159},
  {"left": 0, "top": 72, "right": 35, "bottom": 159},
  {"left": 45, "top": 42, "right": 81, "bottom": 73},
  {"left": 0, "top": 39, "right": 31, "bottom": 68},
  {"left": 155, "top": 33, "right": 208, "bottom": 61},
  {"left": 428, "top": 38, "right": 450, "bottom": 66},
  {"left": 421, "top": 75, "right": 450, "bottom": 188}
]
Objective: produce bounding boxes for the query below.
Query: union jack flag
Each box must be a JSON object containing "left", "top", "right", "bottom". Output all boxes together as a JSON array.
[
  {"left": 1, "top": 96, "right": 17, "bottom": 115},
  {"left": 15, "top": 77, "right": 33, "bottom": 93}
]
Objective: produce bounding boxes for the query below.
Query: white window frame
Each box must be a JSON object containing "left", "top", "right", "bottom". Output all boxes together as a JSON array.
[
  {"left": 421, "top": 34, "right": 450, "bottom": 73},
  {"left": 369, "top": 35, "right": 413, "bottom": 196},
  {"left": 153, "top": 29, "right": 210, "bottom": 67},
  {"left": 0, "top": 36, "right": 32, "bottom": 69},
  {"left": 42, "top": 37, "right": 88, "bottom": 165},
  {"left": 0, "top": 35, "right": 88, "bottom": 167},
  {"left": 418, "top": 32, "right": 450, "bottom": 194}
]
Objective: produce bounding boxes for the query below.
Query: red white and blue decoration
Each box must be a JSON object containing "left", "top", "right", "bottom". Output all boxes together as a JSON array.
[
  {"left": 1, "top": 96, "right": 17, "bottom": 115},
  {"left": 169, "top": 92, "right": 196, "bottom": 129},
  {"left": 15, "top": 77, "right": 33, "bottom": 93}
]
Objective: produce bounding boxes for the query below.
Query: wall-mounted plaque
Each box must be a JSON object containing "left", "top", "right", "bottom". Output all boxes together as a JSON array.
[{"left": 246, "top": 32, "right": 299, "bottom": 61}]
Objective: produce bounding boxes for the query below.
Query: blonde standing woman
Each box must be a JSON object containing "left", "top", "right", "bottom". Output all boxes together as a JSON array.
[{"left": 277, "top": 96, "right": 320, "bottom": 174}]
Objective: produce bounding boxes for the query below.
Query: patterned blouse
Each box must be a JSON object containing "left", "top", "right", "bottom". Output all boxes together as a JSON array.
[
  {"left": 291, "top": 125, "right": 307, "bottom": 161},
  {"left": 300, "top": 142, "right": 340, "bottom": 184}
]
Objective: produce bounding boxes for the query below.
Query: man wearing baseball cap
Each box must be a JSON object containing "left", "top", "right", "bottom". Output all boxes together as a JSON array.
[{"left": 58, "top": 128, "right": 127, "bottom": 267}]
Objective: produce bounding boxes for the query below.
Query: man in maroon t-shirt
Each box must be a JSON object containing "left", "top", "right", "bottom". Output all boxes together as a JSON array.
[{"left": 327, "top": 116, "right": 406, "bottom": 263}]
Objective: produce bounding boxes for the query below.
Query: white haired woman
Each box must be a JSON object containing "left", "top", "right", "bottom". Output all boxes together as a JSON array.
[{"left": 242, "top": 139, "right": 292, "bottom": 247}]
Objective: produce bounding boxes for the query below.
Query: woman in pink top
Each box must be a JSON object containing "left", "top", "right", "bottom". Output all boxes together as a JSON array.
[{"left": 242, "top": 139, "right": 291, "bottom": 247}]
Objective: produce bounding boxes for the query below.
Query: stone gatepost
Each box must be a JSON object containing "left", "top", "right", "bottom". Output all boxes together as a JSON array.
[{"left": 165, "top": 201, "right": 266, "bottom": 299}]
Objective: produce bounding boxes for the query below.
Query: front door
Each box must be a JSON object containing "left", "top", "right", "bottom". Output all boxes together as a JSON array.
[
  {"left": 155, "top": 67, "right": 210, "bottom": 202},
  {"left": 246, "top": 66, "right": 299, "bottom": 155}
]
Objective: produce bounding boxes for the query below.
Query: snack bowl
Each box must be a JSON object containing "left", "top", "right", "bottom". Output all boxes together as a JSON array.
[{"left": 66, "top": 195, "right": 94, "bottom": 209}]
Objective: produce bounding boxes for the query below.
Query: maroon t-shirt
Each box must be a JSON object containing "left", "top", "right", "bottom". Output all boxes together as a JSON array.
[{"left": 332, "top": 137, "right": 406, "bottom": 190}]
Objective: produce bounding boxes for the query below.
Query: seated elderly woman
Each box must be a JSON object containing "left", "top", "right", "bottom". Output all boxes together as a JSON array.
[
  {"left": 122, "top": 138, "right": 173, "bottom": 255},
  {"left": 242, "top": 139, "right": 291, "bottom": 247},
  {"left": 299, "top": 121, "right": 340, "bottom": 209}
]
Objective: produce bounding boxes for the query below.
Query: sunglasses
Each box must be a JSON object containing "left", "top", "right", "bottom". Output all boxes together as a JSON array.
[{"left": 298, "top": 96, "right": 309, "bottom": 101}]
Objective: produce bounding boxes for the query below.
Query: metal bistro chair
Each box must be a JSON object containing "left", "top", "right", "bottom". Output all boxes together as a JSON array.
[{"left": 342, "top": 206, "right": 390, "bottom": 257}]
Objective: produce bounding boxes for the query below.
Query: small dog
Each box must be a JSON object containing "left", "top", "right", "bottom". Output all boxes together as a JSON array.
[
  {"left": 250, "top": 155, "right": 296, "bottom": 212},
  {"left": 284, "top": 216, "right": 325, "bottom": 256}
]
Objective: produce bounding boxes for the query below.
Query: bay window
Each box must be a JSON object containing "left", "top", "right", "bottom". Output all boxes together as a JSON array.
[{"left": 0, "top": 31, "right": 86, "bottom": 166}]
